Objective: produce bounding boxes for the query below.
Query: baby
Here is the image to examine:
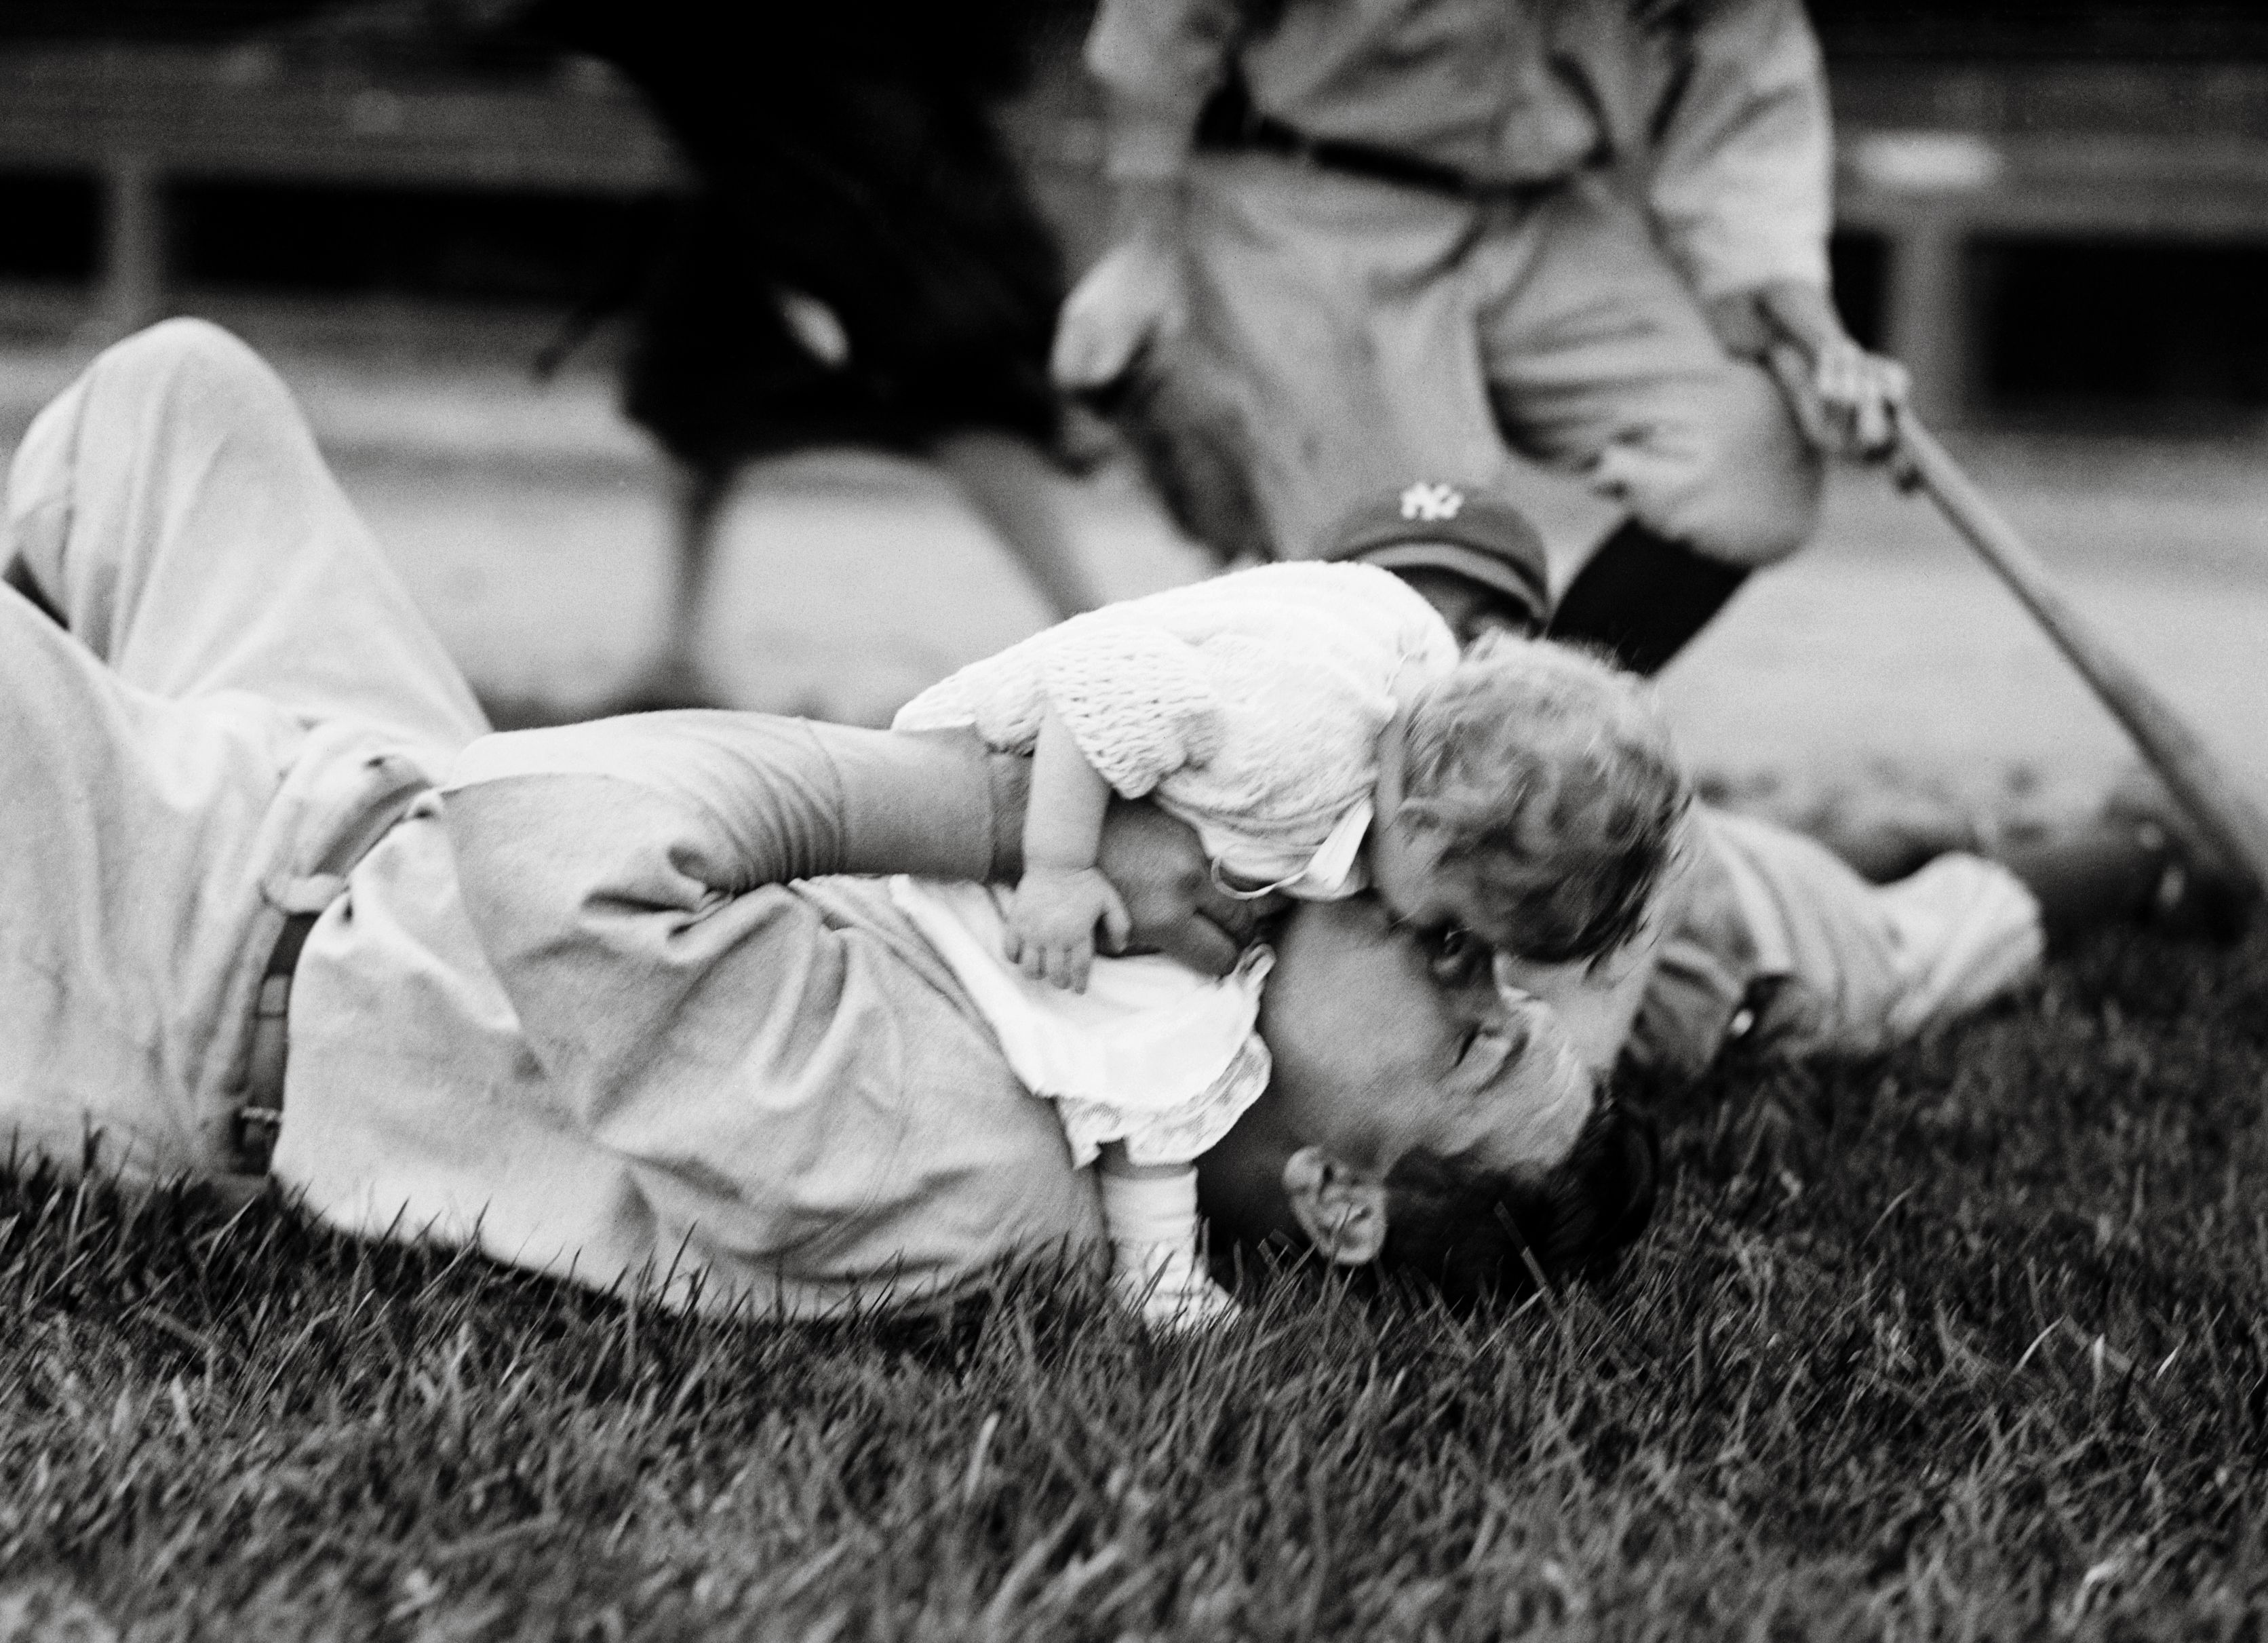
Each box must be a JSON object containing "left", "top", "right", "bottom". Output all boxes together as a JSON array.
[{"left": 891, "top": 486, "right": 1689, "bottom": 1328}]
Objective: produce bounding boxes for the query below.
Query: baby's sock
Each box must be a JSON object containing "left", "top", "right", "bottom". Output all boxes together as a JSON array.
[{"left": 1099, "top": 1166, "right": 1240, "bottom": 1333}]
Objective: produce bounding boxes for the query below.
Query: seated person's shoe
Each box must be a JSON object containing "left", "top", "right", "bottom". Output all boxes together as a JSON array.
[
  {"left": 2130, "top": 819, "right": 2258, "bottom": 944},
  {"left": 1110, "top": 1237, "right": 1240, "bottom": 1334},
  {"left": 2104, "top": 771, "right": 2261, "bottom": 944}
]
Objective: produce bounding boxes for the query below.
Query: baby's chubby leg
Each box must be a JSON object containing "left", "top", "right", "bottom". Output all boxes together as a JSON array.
[{"left": 1098, "top": 1145, "right": 1240, "bottom": 1332}]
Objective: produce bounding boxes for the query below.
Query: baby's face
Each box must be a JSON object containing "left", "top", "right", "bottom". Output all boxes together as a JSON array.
[
  {"left": 1367, "top": 807, "right": 1430, "bottom": 913},
  {"left": 1368, "top": 813, "right": 1527, "bottom": 957},
  {"left": 1370, "top": 801, "right": 1663, "bottom": 1078}
]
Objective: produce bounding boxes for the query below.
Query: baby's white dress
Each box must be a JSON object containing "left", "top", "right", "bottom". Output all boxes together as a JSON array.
[{"left": 890, "top": 561, "right": 1459, "bottom": 1167}]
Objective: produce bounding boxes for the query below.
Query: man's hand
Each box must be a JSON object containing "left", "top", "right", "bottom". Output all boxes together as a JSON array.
[
  {"left": 1095, "top": 802, "right": 1277, "bottom": 977},
  {"left": 1051, "top": 234, "right": 1188, "bottom": 395},
  {"left": 1771, "top": 332, "right": 1911, "bottom": 458},
  {"left": 1706, "top": 280, "right": 1911, "bottom": 459},
  {"left": 1006, "top": 865, "right": 1132, "bottom": 992}
]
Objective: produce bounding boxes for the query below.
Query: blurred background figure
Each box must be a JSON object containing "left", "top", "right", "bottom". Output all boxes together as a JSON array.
[
  {"left": 0, "top": 0, "right": 2263, "bottom": 818},
  {"left": 526, "top": 0, "right": 1107, "bottom": 707},
  {"left": 1053, "top": 0, "right": 1909, "bottom": 677}
]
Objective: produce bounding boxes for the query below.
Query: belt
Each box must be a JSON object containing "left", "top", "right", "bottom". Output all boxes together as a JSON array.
[
  {"left": 220, "top": 768, "right": 429, "bottom": 1179},
  {"left": 232, "top": 909, "right": 319, "bottom": 1175},
  {"left": 1219, "top": 112, "right": 1547, "bottom": 202}
]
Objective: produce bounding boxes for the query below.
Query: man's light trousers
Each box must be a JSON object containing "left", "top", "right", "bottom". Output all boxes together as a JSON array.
[{"left": 0, "top": 320, "right": 486, "bottom": 1183}]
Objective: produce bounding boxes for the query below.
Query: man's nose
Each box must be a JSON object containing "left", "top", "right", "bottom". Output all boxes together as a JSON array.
[
  {"left": 1493, "top": 950, "right": 1589, "bottom": 1011},
  {"left": 1485, "top": 988, "right": 1546, "bottom": 1052},
  {"left": 1451, "top": 969, "right": 1531, "bottom": 1040}
]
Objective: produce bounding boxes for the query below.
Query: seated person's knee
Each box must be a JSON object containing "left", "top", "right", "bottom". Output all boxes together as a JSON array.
[{"left": 1609, "top": 365, "right": 1822, "bottom": 568}]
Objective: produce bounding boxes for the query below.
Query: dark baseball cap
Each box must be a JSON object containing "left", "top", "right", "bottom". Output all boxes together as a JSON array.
[{"left": 1318, "top": 481, "right": 1551, "bottom": 630}]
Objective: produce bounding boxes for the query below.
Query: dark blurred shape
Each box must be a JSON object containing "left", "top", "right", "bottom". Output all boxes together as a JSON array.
[
  {"left": 0, "top": 3, "right": 334, "bottom": 41},
  {"left": 0, "top": 0, "right": 559, "bottom": 75},
  {"left": 530, "top": 0, "right": 1072, "bottom": 471},
  {"left": 1814, "top": 1, "right": 2268, "bottom": 60},
  {"left": 0, "top": 172, "right": 101, "bottom": 284},
  {"left": 168, "top": 178, "right": 670, "bottom": 304},
  {"left": 1828, "top": 229, "right": 1891, "bottom": 353},
  {"left": 1977, "top": 238, "right": 2268, "bottom": 412},
  {"left": 498, "top": 0, "right": 1106, "bottom": 693}
]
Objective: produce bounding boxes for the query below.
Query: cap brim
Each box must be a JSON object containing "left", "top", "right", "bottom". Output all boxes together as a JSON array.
[{"left": 1354, "top": 541, "right": 1549, "bottom": 625}]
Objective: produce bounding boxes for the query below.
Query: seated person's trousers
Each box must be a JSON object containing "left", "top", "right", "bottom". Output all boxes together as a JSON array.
[{"left": 1154, "top": 156, "right": 1823, "bottom": 568}]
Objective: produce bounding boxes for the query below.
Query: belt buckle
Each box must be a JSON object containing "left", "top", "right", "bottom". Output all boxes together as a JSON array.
[{"left": 233, "top": 1102, "right": 284, "bottom": 1175}]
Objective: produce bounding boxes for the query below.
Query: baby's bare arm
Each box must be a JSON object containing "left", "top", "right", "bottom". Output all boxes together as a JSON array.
[
  {"left": 1026, "top": 710, "right": 1113, "bottom": 873},
  {"left": 1012, "top": 710, "right": 1132, "bottom": 988}
]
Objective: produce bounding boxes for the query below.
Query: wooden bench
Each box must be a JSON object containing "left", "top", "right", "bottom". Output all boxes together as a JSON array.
[
  {"left": 9, "top": 45, "right": 2268, "bottom": 423},
  {"left": 0, "top": 45, "right": 680, "bottom": 344},
  {"left": 1832, "top": 60, "right": 2268, "bottom": 419}
]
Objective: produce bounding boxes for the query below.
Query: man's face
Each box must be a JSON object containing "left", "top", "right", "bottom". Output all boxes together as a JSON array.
[{"left": 1255, "top": 893, "right": 1600, "bottom": 1180}]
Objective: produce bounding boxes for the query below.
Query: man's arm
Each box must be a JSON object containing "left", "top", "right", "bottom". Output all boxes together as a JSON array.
[
  {"left": 440, "top": 709, "right": 1262, "bottom": 982},
  {"left": 1084, "top": 0, "right": 1241, "bottom": 195},
  {"left": 1051, "top": 0, "right": 1241, "bottom": 392},
  {"left": 1650, "top": 0, "right": 1909, "bottom": 454},
  {"left": 431, "top": 712, "right": 1267, "bottom": 1106},
  {"left": 442, "top": 712, "right": 1013, "bottom": 895},
  {"left": 1646, "top": 0, "right": 1833, "bottom": 307}
]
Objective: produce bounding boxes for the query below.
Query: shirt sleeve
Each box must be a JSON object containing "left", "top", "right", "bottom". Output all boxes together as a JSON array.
[
  {"left": 431, "top": 712, "right": 1017, "bottom": 1079},
  {"left": 1038, "top": 619, "right": 1226, "bottom": 798},
  {"left": 1645, "top": 0, "right": 1834, "bottom": 300},
  {"left": 442, "top": 712, "right": 1013, "bottom": 895},
  {"left": 1084, "top": 0, "right": 1243, "bottom": 182}
]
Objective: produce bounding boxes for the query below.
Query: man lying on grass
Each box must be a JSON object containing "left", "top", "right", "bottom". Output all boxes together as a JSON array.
[
  {"left": 0, "top": 320, "right": 1656, "bottom": 1319},
  {"left": 0, "top": 322, "right": 2245, "bottom": 1323}
]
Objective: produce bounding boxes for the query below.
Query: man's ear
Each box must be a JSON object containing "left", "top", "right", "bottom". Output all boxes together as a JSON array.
[{"left": 1282, "top": 1146, "right": 1389, "bottom": 1267}]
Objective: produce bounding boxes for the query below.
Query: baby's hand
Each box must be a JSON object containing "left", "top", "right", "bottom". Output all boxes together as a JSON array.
[{"left": 1006, "top": 865, "right": 1133, "bottom": 990}]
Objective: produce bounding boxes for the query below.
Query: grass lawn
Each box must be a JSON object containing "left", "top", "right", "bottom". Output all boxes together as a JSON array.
[{"left": 3, "top": 925, "right": 2265, "bottom": 1642}]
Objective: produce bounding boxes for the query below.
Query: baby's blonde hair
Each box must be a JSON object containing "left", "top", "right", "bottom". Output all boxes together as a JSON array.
[{"left": 1399, "top": 636, "right": 1690, "bottom": 964}]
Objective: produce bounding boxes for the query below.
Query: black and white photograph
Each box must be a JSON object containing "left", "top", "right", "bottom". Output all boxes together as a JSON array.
[{"left": 2, "top": 1, "right": 2265, "bottom": 1636}]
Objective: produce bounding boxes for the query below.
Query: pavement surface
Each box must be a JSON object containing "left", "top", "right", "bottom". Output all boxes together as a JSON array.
[{"left": 5, "top": 336, "right": 2266, "bottom": 830}]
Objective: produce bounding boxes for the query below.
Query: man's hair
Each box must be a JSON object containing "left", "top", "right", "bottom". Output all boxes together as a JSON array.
[
  {"left": 1378, "top": 1100, "right": 1660, "bottom": 1307},
  {"left": 1399, "top": 637, "right": 1691, "bottom": 964}
]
